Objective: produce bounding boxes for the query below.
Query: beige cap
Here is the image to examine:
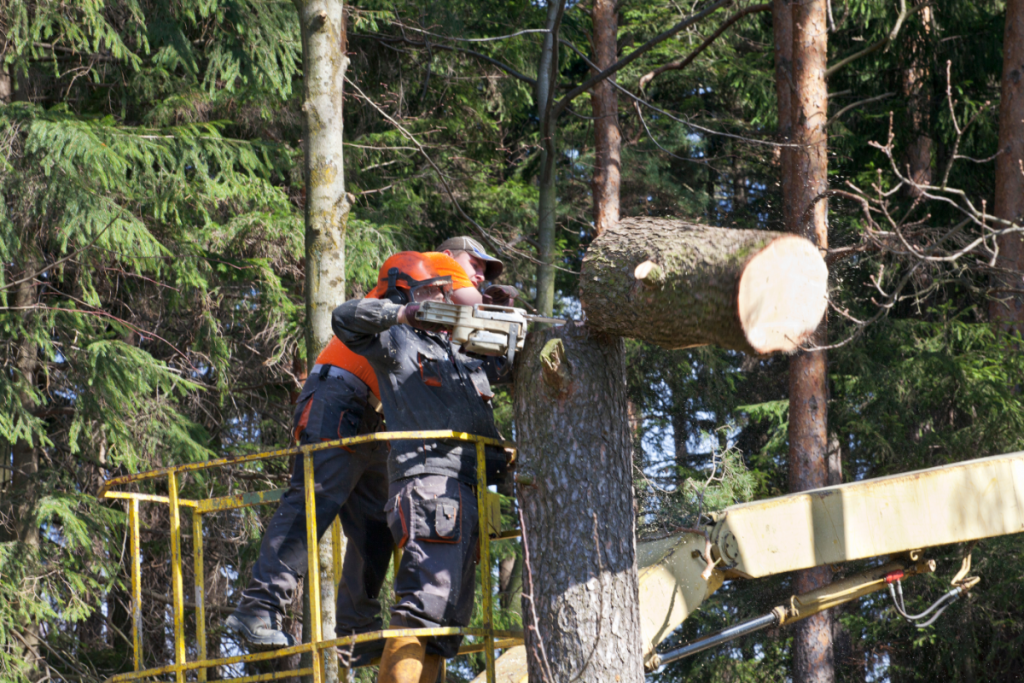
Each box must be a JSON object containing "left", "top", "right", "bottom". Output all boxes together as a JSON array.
[{"left": 436, "top": 236, "right": 504, "bottom": 280}]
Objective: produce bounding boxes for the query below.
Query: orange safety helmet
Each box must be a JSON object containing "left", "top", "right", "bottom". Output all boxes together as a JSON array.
[{"left": 369, "top": 252, "right": 454, "bottom": 305}]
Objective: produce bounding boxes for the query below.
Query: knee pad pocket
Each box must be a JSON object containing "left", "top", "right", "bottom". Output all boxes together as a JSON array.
[{"left": 412, "top": 495, "right": 461, "bottom": 544}]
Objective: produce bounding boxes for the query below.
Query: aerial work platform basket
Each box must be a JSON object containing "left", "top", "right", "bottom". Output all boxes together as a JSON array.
[{"left": 97, "top": 430, "right": 523, "bottom": 683}]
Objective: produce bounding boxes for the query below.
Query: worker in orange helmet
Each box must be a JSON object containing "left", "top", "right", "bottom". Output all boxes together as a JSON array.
[
  {"left": 227, "top": 238, "right": 511, "bottom": 670},
  {"left": 332, "top": 250, "right": 515, "bottom": 683}
]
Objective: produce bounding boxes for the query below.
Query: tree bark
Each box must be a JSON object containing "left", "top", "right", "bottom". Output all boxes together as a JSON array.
[
  {"left": 774, "top": 0, "right": 794, "bottom": 229},
  {"left": 590, "top": 0, "right": 621, "bottom": 236},
  {"left": 535, "top": 0, "right": 567, "bottom": 317},
  {"left": 498, "top": 556, "right": 524, "bottom": 615},
  {"left": 785, "top": 1, "right": 833, "bottom": 681},
  {"left": 990, "top": 0, "right": 1024, "bottom": 333},
  {"left": 0, "top": 67, "right": 12, "bottom": 105},
  {"left": 297, "top": 0, "right": 351, "bottom": 359},
  {"left": 579, "top": 218, "right": 827, "bottom": 354},
  {"left": 3, "top": 253, "right": 42, "bottom": 677},
  {"left": 515, "top": 324, "right": 643, "bottom": 683},
  {"left": 294, "top": 1, "right": 348, "bottom": 678},
  {"left": 902, "top": 0, "right": 933, "bottom": 197}
]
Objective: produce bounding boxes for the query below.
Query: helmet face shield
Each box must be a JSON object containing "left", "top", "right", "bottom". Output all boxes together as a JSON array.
[{"left": 410, "top": 276, "right": 453, "bottom": 303}]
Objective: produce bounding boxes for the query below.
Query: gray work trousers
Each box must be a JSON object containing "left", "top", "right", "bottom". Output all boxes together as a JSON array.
[
  {"left": 238, "top": 369, "right": 393, "bottom": 637},
  {"left": 385, "top": 475, "right": 479, "bottom": 658}
]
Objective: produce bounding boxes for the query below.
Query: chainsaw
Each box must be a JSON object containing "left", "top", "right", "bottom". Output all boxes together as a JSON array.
[{"left": 414, "top": 302, "right": 566, "bottom": 365}]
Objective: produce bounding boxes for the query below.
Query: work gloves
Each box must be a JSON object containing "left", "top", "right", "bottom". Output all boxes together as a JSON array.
[
  {"left": 402, "top": 303, "right": 450, "bottom": 333},
  {"left": 482, "top": 285, "right": 520, "bottom": 307}
]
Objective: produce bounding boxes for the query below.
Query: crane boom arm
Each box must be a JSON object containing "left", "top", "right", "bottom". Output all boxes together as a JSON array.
[
  {"left": 709, "top": 450, "right": 1024, "bottom": 578},
  {"left": 473, "top": 451, "right": 1024, "bottom": 683}
]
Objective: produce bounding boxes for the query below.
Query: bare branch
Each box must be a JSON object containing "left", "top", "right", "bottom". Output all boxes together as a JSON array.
[
  {"left": 344, "top": 77, "right": 580, "bottom": 274},
  {"left": 825, "top": 0, "right": 931, "bottom": 78},
  {"left": 393, "top": 25, "right": 550, "bottom": 43},
  {"left": 827, "top": 92, "right": 896, "bottom": 127},
  {"left": 638, "top": 3, "right": 772, "bottom": 91},
  {"left": 552, "top": 0, "right": 733, "bottom": 118},
  {"left": 355, "top": 32, "right": 537, "bottom": 87}
]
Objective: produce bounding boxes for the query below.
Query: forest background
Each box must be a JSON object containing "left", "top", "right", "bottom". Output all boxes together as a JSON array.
[{"left": 2, "top": 0, "right": 1024, "bottom": 682}]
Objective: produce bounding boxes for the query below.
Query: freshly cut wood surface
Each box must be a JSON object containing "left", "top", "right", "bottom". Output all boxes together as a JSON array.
[{"left": 580, "top": 217, "right": 828, "bottom": 354}]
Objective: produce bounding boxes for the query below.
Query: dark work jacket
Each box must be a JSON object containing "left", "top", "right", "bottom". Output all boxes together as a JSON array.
[{"left": 331, "top": 298, "right": 511, "bottom": 485}]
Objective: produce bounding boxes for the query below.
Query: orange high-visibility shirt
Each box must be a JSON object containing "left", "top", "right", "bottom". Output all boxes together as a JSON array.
[{"left": 314, "top": 337, "right": 381, "bottom": 400}]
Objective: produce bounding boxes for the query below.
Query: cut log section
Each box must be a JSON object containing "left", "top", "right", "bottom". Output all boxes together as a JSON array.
[{"left": 580, "top": 218, "right": 828, "bottom": 354}]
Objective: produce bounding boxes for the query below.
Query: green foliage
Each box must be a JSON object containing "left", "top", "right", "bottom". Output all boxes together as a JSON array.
[{"left": 1, "top": 0, "right": 1021, "bottom": 680}]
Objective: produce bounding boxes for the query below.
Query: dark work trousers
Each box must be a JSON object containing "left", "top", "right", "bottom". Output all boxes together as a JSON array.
[
  {"left": 237, "top": 368, "right": 393, "bottom": 638},
  {"left": 385, "top": 475, "right": 479, "bottom": 658}
]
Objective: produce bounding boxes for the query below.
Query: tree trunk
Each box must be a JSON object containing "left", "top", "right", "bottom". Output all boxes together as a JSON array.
[
  {"left": 515, "top": 324, "right": 643, "bottom": 683},
  {"left": 590, "top": 0, "right": 620, "bottom": 236},
  {"left": 0, "top": 67, "right": 12, "bottom": 104},
  {"left": 294, "top": 0, "right": 349, "bottom": 678},
  {"left": 785, "top": 1, "right": 833, "bottom": 682},
  {"left": 773, "top": 0, "right": 794, "bottom": 229},
  {"left": 534, "top": 0, "right": 566, "bottom": 317},
  {"left": 579, "top": 218, "right": 827, "bottom": 354},
  {"left": 300, "top": 536, "right": 339, "bottom": 683},
  {"left": 297, "top": 0, "right": 351, "bottom": 359},
  {"left": 990, "top": 0, "right": 1024, "bottom": 333},
  {"left": 3, "top": 253, "right": 42, "bottom": 677},
  {"left": 498, "top": 556, "right": 524, "bottom": 615},
  {"left": 902, "top": 0, "right": 933, "bottom": 197}
]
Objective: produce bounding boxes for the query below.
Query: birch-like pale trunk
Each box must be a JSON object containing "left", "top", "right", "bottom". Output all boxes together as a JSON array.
[
  {"left": 0, "top": 68, "right": 11, "bottom": 104},
  {"left": 297, "top": 0, "right": 351, "bottom": 360},
  {"left": 535, "top": 0, "right": 566, "bottom": 317},
  {"left": 294, "top": 1, "right": 349, "bottom": 679}
]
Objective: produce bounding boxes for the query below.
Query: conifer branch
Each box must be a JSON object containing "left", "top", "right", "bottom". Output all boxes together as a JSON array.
[{"left": 0, "top": 218, "right": 118, "bottom": 293}]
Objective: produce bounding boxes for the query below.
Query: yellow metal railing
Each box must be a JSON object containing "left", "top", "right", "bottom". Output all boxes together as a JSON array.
[{"left": 97, "top": 430, "right": 524, "bottom": 683}]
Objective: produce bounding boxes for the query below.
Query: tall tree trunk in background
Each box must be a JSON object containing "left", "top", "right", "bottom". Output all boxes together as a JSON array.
[
  {"left": 590, "top": 0, "right": 620, "bottom": 235},
  {"left": 903, "top": 0, "right": 933, "bottom": 196},
  {"left": 515, "top": 325, "right": 643, "bottom": 683},
  {"left": 0, "top": 67, "right": 11, "bottom": 103},
  {"left": 991, "top": 0, "right": 1024, "bottom": 333},
  {"left": 0, "top": 68, "right": 10, "bottom": 494},
  {"left": 498, "top": 556, "right": 523, "bottom": 614},
  {"left": 294, "top": 0, "right": 349, "bottom": 679},
  {"left": 781, "top": 1, "right": 834, "bottom": 682},
  {"left": 2, "top": 253, "right": 43, "bottom": 678},
  {"left": 773, "top": 0, "right": 794, "bottom": 229},
  {"left": 535, "top": 0, "right": 566, "bottom": 316}
]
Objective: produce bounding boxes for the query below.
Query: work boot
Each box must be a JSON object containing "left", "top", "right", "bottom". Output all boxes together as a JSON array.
[
  {"left": 418, "top": 654, "right": 443, "bottom": 683},
  {"left": 377, "top": 636, "right": 426, "bottom": 683},
  {"left": 225, "top": 609, "right": 296, "bottom": 648}
]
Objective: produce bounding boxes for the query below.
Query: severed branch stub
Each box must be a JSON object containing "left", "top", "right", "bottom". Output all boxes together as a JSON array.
[
  {"left": 581, "top": 217, "right": 828, "bottom": 354},
  {"left": 634, "top": 260, "right": 665, "bottom": 289}
]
